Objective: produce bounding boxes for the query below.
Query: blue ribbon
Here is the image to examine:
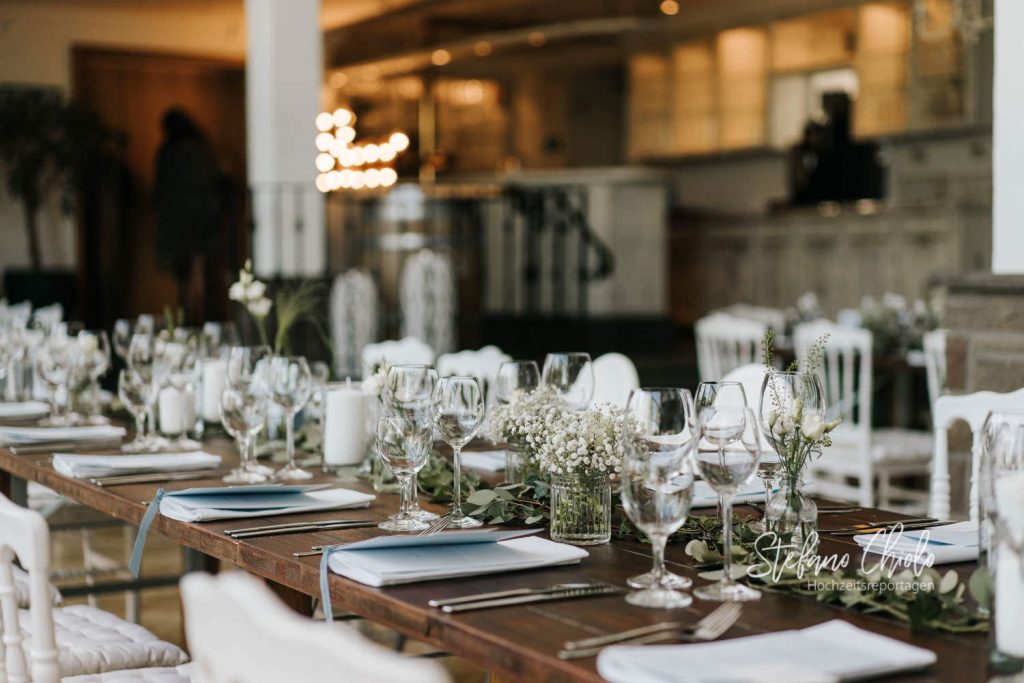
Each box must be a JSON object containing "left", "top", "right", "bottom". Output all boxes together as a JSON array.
[
  {"left": 129, "top": 488, "right": 166, "bottom": 578},
  {"left": 319, "top": 545, "right": 337, "bottom": 624}
]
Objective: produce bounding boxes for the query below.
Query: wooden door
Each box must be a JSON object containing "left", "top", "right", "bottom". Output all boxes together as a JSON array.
[{"left": 72, "top": 47, "right": 247, "bottom": 327}]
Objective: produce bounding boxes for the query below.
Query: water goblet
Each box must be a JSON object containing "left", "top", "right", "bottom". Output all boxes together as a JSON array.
[
  {"left": 36, "top": 324, "right": 75, "bottom": 426},
  {"left": 76, "top": 330, "right": 111, "bottom": 424},
  {"left": 495, "top": 360, "right": 541, "bottom": 405},
  {"left": 622, "top": 387, "right": 695, "bottom": 591},
  {"left": 220, "top": 384, "right": 270, "bottom": 484},
  {"left": 376, "top": 414, "right": 433, "bottom": 532},
  {"left": 692, "top": 406, "right": 763, "bottom": 602},
  {"left": 432, "top": 376, "right": 485, "bottom": 528},
  {"left": 541, "top": 352, "right": 594, "bottom": 410},
  {"left": 383, "top": 365, "right": 439, "bottom": 517},
  {"left": 118, "top": 368, "right": 156, "bottom": 452},
  {"left": 269, "top": 355, "right": 314, "bottom": 480}
]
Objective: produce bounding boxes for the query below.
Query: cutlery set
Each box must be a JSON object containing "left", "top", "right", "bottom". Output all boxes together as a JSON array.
[
  {"left": 224, "top": 518, "right": 377, "bottom": 540},
  {"left": 822, "top": 518, "right": 955, "bottom": 536},
  {"left": 429, "top": 582, "right": 623, "bottom": 613},
  {"left": 89, "top": 470, "right": 216, "bottom": 487},
  {"left": 11, "top": 440, "right": 123, "bottom": 455}
]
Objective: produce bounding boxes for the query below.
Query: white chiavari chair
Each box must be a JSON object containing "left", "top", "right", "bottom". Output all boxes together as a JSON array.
[
  {"left": 0, "top": 493, "right": 189, "bottom": 683},
  {"left": 330, "top": 269, "right": 379, "bottom": 379},
  {"left": 930, "top": 388, "right": 1024, "bottom": 521},
  {"left": 695, "top": 314, "right": 766, "bottom": 382},
  {"left": 590, "top": 353, "right": 639, "bottom": 409},
  {"left": 360, "top": 337, "right": 435, "bottom": 380},
  {"left": 721, "top": 363, "right": 769, "bottom": 410},
  {"left": 923, "top": 329, "right": 948, "bottom": 410},
  {"left": 180, "top": 572, "right": 448, "bottom": 683},
  {"left": 795, "top": 320, "right": 933, "bottom": 510},
  {"left": 720, "top": 304, "right": 787, "bottom": 334},
  {"left": 400, "top": 250, "right": 456, "bottom": 356},
  {"left": 436, "top": 346, "right": 511, "bottom": 405}
]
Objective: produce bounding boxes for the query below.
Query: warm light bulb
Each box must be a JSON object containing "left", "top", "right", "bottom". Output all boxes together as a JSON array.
[
  {"left": 332, "top": 108, "right": 354, "bottom": 127},
  {"left": 351, "top": 146, "right": 366, "bottom": 165},
  {"left": 528, "top": 31, "right": 546, "bottom": 47},
  {"left": 328, "top": 139, "right": 345, "bottom": 158},
  {"left": 474, "top": 41, "right": 492, "bottom": 57},
  {"left": 364, "top": 144, "right": 380, "bottom": 163},
  {"left": 350, "top": 171, "right": 366, "bottom": 190},
  {"left": 315, "top": 173, "right": 330, "bottom": 193},
  {"left": 336, "top": 126, "right": 356, "bottom": 144},
  {"left": 339, "top": 170, "right": 354, "bottom": 189},
  {"left": 365, "top": 168, "right": 381, "bottom": 189},
  {"left": 431, "top": 49, "right": 451, "bottom": 66},
  {"left": 326, "top": 170, "right": 342, "bottom": 190},
  {"left": 315, "top": 132, "right": 334, "bottom": 152},
  {"left": 389, "top": 132, "right": 410, "bottom": 152},
  {"left": 380, "top": 167, "right": 398, "bottom": 187},
  {"left": 659, "top": 0, "right": 679, "bottom": 15},
  {"left": 315, "top": 112, "right": 334, "bottom": 131},
  {"left": 315, "top": 153, "right": 335, "bottom": 173},
  {"left": 378, "top": 143, "right": 395, "bottom": 162},
  {"left": 339, "top": 149, "right": 356, "bottom": 167}
]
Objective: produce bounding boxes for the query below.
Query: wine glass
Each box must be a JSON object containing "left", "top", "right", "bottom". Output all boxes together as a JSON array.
[
  {"left": 226, "top": 345, "right": 273, "bottom": 388},
  {"left": 269, "top": 355, "right": 314, "bottom": 480},
  {"left": 36, "top": 324, "right": 75, "bottom": 426},
  {"left": 692, "top": 406, "right": 763, "bottom": 602},
  {"left": 622, "top": 387, "right": 696, "bottom": 592},
  {"left": 220, "top": 383, "right": 270, "bottom": 484},
  {"left": 495, "top": 360, "right": 541, "bottom": 405},
  {"left": 376, "top": 414, "right": 433, "bottom": 532},
  {"left": 76, "top": 330, "right": 111, "bottom": 424},
  {"left": 118, "top": 368, "right": 156, "bottom": 452},
  {"left": 542, "top": 352, "right": 594, "bottom": 410},
  {"left": 383, "top": 365, "right": 440, "bottom": 521},
  {"left": 432, "top": 376, "right": 485, "bottom": 528}
]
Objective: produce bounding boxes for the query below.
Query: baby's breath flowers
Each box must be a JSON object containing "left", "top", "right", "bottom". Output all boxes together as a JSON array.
[{"left": 530, "top": 403, "right": 626, "bottom": 478}]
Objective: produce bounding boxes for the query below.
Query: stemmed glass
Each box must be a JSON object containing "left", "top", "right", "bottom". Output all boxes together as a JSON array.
[
  {"left": 118, "top": 368, "right": 156, "bottom": 452},
  {"left": 76, "top": 330, "right": 111, "bottom": 424},
  {"left": 383, "top": 365, "right": 440, "bottom": 522},
  {"left": 432, "top": 376, "right": 485, "bottom": 528},
  {"left": 113, "top": 315, "right": 156, "bottom": 362},
  {"left": 376, "top": 414, "right": 433, "bottom": 532},
  {"left": 542, "top": 352, "right": 594, "bottom": 410},
  {"left": 621, "top": 388, "right": 697, "bottom": 604},
  {"left": 269, "top": 355, "right": 314, "bottom": 481},
  {"left": 495, "top": 360, "right": 540, "bottom": 405},
  {"left": 226, "top": 346, "right": 274, "bottom": 476},
  {"left": 36, "top": 324, "right": 75, "bottom": 426},
  {"left": 220, "top": 380, "right": 270, "bottom": 484},
  {"left": 692, "top": 406, "right": 763, "bottom": 602}
]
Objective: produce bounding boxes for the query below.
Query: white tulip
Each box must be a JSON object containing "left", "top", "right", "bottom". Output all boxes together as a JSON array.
[
  {"left": 801, "top": 414, "right": 825, "bottom": 441},
  {"left": 247, "top": 297, "right": 272, "bottom": 317},
  {"left": 246, "top": 280, "right": 267, "bottom": 301},
  {"left": 228, "top": 281, "right": 246, "bottom": 302}
]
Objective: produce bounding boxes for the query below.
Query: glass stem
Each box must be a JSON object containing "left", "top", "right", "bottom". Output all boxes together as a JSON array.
[
  {"left": 721, "top": 493, "right": 735, "bottom": 588},
  {"left": 408, "top": 475, "right": 420, "bottom": 511},
  {"left": 134, "top": 412, "right": 145, "bottom": 439},
  {"left": 397, "top": 474, "right": 411, "bottom": 518},
  {"left": 286, "top": 414, "right": 296, "bottom": 468},
  {"left": 452, "top": 445, "right": 463, "bottom": 516},
  {"left": 651, "top": 533, "right": 668, "bottom": 586}
]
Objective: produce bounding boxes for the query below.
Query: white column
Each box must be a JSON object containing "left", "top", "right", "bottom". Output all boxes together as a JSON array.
[
  {"left": 245, "top": 0, "right": 325, "bottom": 277},
  {"left": 993, "top": 0, "right": 1024, "bottom": 273}
]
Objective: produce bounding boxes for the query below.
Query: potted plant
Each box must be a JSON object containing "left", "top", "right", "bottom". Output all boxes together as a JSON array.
[{"left": 0, "top": 86, "right": 122, "bottom": 308}]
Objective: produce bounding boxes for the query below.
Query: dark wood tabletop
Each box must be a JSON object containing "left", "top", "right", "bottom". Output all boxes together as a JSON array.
[{"left": 0, "top": 437, "right": 988, "bottom": 683}]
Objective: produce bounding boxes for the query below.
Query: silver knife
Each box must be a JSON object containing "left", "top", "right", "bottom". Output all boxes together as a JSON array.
[
  {"left": 429, "top": 583, "right": 605, "bottom": 608},
  {"left": 224, "top": 518, "right": 373, "bottom": 535},
  {"left": 441, "top": 585, "right": 622, "bottom": 613},
  {"left": 90, "top": 470, "right": 216, "bottom": 486},
  {"left": 831, "top": 520, "right": 957, "bottom": 537},
  {"left": 11, "top": 440, "right": 123, "bottom": 455},
  {"left": 230, "top": 521, "right": 378, "bottom": 539},
  {"left": 823, "top": 517, "right": 937, "bottom": 534}
]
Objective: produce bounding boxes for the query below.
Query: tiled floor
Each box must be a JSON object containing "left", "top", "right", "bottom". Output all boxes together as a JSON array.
[{"left": 51, "top": 519, "right": 486, "bottom": 682}]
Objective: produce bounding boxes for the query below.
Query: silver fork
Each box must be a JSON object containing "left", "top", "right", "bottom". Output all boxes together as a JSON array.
[
  {"left": 557, "top": 602, "right": 742, "bottom": 660},
  {"left": 417, "top": 513, "right": 454, "bottom": 536}
]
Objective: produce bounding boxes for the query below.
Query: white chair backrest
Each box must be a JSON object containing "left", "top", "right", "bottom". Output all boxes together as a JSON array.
[
  {"left": 360, "top": 337, "right": 436, "bottom": 380},
  {"left": 436, "top": 346, "right": 511, "bottom": 404},
  {"left": 720, "top": 304, "right": 787, "bottom": 333},
  {"left": 694, "top": 314, "right": 767, "bottom": 382},
  {"left": 930, "top": 388, "right": 1024, "bottom": 520},
  {"left": 330, "top": 269, "right": 379, "bottom": 379},
  {"left": 400, "top": 250, "right": 456, "bottom": 356},
  {"left": 721, "top": 363, "right": 769, "bottom": 410},
  {"left": 794, "top": 319, "right": 872, "bottom": 440},
  {"left": 181, "top": 572, "right": 448, "bottom": 683},
  {"left": 923, "top": 329, "right": 947, "bottom": 409},
  {"left": 590, "top": 353, "right": 640, "bottom": 409},
  {"left": 0, "top": 493, "right": 59, "bottom": 683}
]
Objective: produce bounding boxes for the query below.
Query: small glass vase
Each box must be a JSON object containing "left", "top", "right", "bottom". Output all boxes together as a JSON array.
[
  {"left": 765, "top": 475, "right": 818, "bottom": 554},
  {"left": 505, "top": 441, "right": 532, "bottom": 484},
  {"left": 549, "top": 472, "right": 611, "bottom": 546}
]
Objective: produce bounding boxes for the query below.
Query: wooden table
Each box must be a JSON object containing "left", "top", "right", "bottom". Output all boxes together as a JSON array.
[{"left": 0, "top": 439, "right": 988, "bottom": 682}]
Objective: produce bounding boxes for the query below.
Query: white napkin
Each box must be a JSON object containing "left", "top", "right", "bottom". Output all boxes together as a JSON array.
[
  {"left": 53, "top": 451, "right": 222, "bottom": 479},
  {"left": 691, "top": 479, "right": 765, "bottom": 508},
  {"left": 159, "top": 485, "right": 375, "bottom": 522},
  {"left": 462, "top": 449, "right": 506, "bottom": 472},
  {"left": 597, "top": 619, "right": 937, "bottom": 683},
  {"left": 0, "top": 424, "right": 125, "bottom": 444},
  {"left": 327, "top": 529, "right": 588, "bottom": 586},
  {"left": 854, "top": 520, "right": 979, "bottom": 565},
  {"left": 0, "top": 401, "right": 49, "bottom": 419}
]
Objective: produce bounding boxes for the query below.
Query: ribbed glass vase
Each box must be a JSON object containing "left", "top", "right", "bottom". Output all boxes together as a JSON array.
[{"left": 549, "top": 472, "right": 611, "bottom": 546}]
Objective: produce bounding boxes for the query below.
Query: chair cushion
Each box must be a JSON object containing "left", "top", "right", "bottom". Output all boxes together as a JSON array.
[
  {"left": 63, "top": 663, "right": 195, "bottom": 683},
  {"left": 872, "top": 428, "right": 934, "bottom": 463},
  {"left": 20, "top": 605, "right": 188, "bottom": 678}
]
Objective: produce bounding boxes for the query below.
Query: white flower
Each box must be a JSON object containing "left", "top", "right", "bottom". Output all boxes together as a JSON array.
[
  {"left": 246, "top": 280, "right": 267, "bottom": 301},
  {"left": 801, "top": 414, "right": 825, "bottom": 440},
  {"left": 766, "top": 408, "right": 778, "bottom": 427},
  {"left": 228, "top": 281, "right": 246, "bottom": 302},
  {"left": 782, "top": 415, "right": 796, "bottom": 434},
  {"left": 247, "top": 297, "right": 272, "bottom": 317}
]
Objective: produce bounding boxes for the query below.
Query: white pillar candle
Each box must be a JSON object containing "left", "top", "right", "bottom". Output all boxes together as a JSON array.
[
  {"left": 995, "top": 471, "right": 1024, "bottom": 658},
  {"left": 159, "top": 386, "right": 196, "bottom": 436},
  {"left": 201, "top": 359, "right": 227, "bottom": 423},
  {"left": 323, "top": 379, "right": 366, "bottom": 466}
]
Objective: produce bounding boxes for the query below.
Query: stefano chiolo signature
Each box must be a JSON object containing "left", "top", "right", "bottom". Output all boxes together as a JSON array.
[{"left": 747, "top": 523, "right": 937, "bottom": 583}]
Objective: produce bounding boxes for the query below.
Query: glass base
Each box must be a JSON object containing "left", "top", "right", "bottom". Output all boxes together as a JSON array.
[
  {"left": 121, "top": 437, "right": 151, "bottom": 453},
  {"left": 447, "top": 513, "right": 483, "bottom": 529},
  {"left": 275, "top": 464, "right": 314, "bottom": 481},
  {"left": 627, "top": 570, "right": 692, "bottom": 590},
  {"left": 39, "top": 414, "right": 79, "bottom": 427},
  {"left": 165, "top": 436, "right": 201, "bottom": 451},
  {"left": 406, "top": 506, "right": 440, "bottom": 522},
  {"left": 378, "top": 517, "right": 429, "bottom": 532},
  {"left": 626, "top": 587, "right": 693, "bottom": 609},
  {"left": 251, "top": 462, "right": 276, "bottom": 477},
  {"left": 694, "top": 581, "right": 761, "bottom": 602},
  {"left": 223, "top": 467, "right": 271, "bottom": 484},
  {"left": 85, "top": 415, "right": 110, "bottom": 425}
]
